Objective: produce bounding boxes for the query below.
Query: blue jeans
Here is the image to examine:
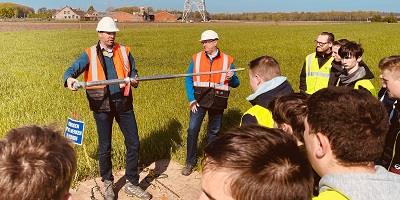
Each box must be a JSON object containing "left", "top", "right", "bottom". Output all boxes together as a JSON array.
[
  {"left": 93, "top": 100, "right": 140, "bottom": 185},
  {"left": 186, "top": 107, "right": 223, "bottom": 166}
]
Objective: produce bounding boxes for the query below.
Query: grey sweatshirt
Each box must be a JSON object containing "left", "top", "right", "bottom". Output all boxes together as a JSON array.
[{"left": 319, "top": 165, "right": 400, "bottom": 200}]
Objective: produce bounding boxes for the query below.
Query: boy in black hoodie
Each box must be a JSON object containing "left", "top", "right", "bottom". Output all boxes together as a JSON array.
[{"left": 337, "top": 41, "right": 376, "bottom": 96}]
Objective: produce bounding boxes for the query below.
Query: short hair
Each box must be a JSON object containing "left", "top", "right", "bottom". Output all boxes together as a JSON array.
[
  {"left": 319, "top": 32, "right": 335, "bottom": 42},
  {"left": 332, "top": 38, "right": 350, "bottom": 47},
  {"left": 338, "top": 41, "right": 364, "bottom": 59},
  {"left": 203, "top": 125, "right": 313, "bottom": 200},
  {"left": 378, "top": 55, "right": 400, "bottom": 79},
  {"left": 0, "top": 125, "right": 77, "bottom": 200},
  {"left": 268, "top": 92, "right": 308, "bottom": 143},
  {"left": 248, "top": 55, "right": 281, "bottom": 82},
  {"left": 306, "top": 87, "right": 388, "bottom": 166}
]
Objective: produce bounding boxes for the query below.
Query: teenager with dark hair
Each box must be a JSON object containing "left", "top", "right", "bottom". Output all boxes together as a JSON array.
[
  {"left": 200, "top": 125, "right": 313, "bottom": 200},
  {"left": 304, "top": 87, "right": 400, "bottom": 199}
]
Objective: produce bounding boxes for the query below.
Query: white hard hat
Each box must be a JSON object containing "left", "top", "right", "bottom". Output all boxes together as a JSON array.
[
  {"left": 96, "top": 17, "right": 119, "bottom": 32},
  {"left": 200, "top": 30, "right": 219, "bottom": 41}
]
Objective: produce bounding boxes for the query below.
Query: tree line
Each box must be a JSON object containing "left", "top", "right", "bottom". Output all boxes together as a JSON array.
[
  {"left": 0, "top": 2, "right": 397, "bottom": 23},
  {"left": 206, "top": 11, "right": 398, "bottom": 22}
]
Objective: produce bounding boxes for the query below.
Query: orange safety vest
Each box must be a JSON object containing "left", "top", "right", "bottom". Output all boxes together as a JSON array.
[
  {"left": 192, "top": 51, "right": 233, "bottom": 91},
  {"left": 84, "top": 43, "right": 130, "bottom": 89}
]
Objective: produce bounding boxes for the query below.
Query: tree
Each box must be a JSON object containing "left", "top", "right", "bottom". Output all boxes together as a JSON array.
[
  {"left": 105, "top": 6, "right": 115, "bottom": 13},
  {"left": 371, "top": 15, "right": 382, "bottom": 22},
  {"left": 37, "top": 7, "right": 47, "bottom": 14},
  {"left": 114, "top": 6, "right": 140, "bottom": 13},
  {"left": 87, "top": 6, "right": 95, "bottom": 12},
  {"left": 0, "top": 2, "right": 34, "bottom": 18},
  {"left": 47, "top": 9, "right": 57, "bottom": 14},
  {"left": 384, "top": 13, "right": 398, "bottom": 23},
  {"left": 147, "top": 7, "right": 154, "bottom": 12}
]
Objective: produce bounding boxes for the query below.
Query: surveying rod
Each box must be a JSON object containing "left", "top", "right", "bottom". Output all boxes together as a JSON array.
[{"left": 73, "top": 68, "right": 245, "bottom": 89}]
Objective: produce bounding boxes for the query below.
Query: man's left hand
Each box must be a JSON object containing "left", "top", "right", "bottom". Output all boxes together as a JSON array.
[
  {"left": 226, "top": 70, "right": 233, "bottom": 80},
  {"left": 131, "top": 75, "right": 139, "bottom": 88}
]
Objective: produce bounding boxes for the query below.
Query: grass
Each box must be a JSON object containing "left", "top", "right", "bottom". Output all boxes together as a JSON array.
[{"left": 0, "top": 22, "right": 399, "bottom": 184}]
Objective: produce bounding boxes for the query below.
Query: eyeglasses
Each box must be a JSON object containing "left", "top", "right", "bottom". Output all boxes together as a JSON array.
[
  {"left": 315, "top": 40, "right": 329, "bottom": 46},
  {"left": 201, "top": 40, "right": 216, "bottom": 44}
]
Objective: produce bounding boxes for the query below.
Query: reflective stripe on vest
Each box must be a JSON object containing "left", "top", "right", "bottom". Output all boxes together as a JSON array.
[
  {"left": 305, "top": 52, "right": 332, "bottom": 94},
  {"left": 119, "top": 45, "right": 129, "bottom": 73},
  {"left": 193, "top": 52, "right": 230, "bottom": 91},
  {"left": 241, "top": 105, "right": 274, "bottom": 128},
  {"left": 85, "top": 43, "right": 130, "bottom": 89}
]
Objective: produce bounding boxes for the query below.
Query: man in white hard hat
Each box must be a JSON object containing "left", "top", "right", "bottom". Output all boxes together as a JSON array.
[
  {"left": 183, "top": 30, "right": 240, "bottom": 176},
  {"left": 63, "top": 17, "right": 152, "bottom": 200}
]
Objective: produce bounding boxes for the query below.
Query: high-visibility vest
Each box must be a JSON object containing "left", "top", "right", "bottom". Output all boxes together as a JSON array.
[
  {"left": 305, "top": 53, "right": 333, "bottom": 94},
  {"left": 313, "top": 190, "right": 348, "bottom": 200},
  {"left": 241, "top": 105, "right": 274, "bottom": 128},
  {"left": 354, "top": 79, "right": 377, "bottom": 97},
  {"left": 336, "top": 78, "right": 377, "bottom": 97},
  {"left": 192, "top": 51, "right": 233, "bottom": 91},
  {"left": 84, "top": 43, "right": 130, "bottom": 89}
]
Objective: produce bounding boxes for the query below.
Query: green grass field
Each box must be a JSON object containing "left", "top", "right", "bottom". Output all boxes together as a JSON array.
[{"left": 0, "top": 22, "right": 399, "bottom": 183}]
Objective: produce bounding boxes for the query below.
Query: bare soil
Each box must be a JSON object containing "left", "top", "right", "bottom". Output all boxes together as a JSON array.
[{"left": 70, "top": 159, "right": 202, "bottom": 200}]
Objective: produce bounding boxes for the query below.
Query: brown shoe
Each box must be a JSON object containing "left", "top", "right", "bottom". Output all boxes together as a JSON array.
[{"left": 181, "top": 165, "right": 194, "bottom": 176}]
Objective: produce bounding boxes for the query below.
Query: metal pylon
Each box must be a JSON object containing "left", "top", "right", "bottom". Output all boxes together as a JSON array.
[{"left": 182, "top": 0, "right": 207, "bottom": 22}]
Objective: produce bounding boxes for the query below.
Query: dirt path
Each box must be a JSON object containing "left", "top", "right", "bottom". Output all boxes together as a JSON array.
[{"left": 70, "top": 159, "right": 202, "bottom": 200}]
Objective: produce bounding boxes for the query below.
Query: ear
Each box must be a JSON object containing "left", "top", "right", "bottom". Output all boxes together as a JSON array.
[
  {"left": 315, "top": 132, "right": 330, "bottom": 159},
  {"left": 281, "top": 123, "right": 293, "bottom": 135},
  {"left": 63, "top": 192, "right": 73, "bottom": 200},
  {"left": 255, "top": 74, "right": 263, "bottom": 86},
  {"left": 357, "top": 56, "right": 362, "bottom": 62}
]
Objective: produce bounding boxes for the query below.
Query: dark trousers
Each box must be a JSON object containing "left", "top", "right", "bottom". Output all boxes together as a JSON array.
[
  {"left": 93, "top": 100, "right": 140, "bottom": 185},
  {"left": 186, "top": 107, "right": 223, "bottom": 166}
]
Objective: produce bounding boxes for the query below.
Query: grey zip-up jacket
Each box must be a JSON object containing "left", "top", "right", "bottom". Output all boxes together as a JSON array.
[{"left": 319, "top": 165, "right": 400, "bottom": 200}]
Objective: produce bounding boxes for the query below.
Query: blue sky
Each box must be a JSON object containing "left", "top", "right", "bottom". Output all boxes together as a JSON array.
[{"left": 6, "top": 0, "right": 400, "bottom": 13}]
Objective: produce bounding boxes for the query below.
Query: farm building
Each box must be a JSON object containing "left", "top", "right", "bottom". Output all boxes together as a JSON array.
[
  {"left": 82, "top": 10, "right": 101, "bottom": 21},
  {"left": 108, "top": 12, "right": 142, "bottom": 22},
  {"left": 53, "top": 6, "right": 85, "bottom": 20},
  {"left": 53, "top": 6, "right": 177, "bottom": 22},
  {"left": 154, "top": 11, "right": 177, "bottom": 22}
]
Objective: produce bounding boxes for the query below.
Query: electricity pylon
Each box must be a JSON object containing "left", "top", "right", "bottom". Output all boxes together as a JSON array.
[{"left": 182, "top": 0, "right": 207, "bottom": 22}]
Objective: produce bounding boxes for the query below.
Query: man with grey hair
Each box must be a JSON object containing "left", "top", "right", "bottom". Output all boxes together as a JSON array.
[{"left": 183, "top": 30, "right": 240, "bottom": 176}]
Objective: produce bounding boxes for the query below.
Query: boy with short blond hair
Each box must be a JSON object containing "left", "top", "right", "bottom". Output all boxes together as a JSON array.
[{"left": 241, "top": 55, "right": 293, "bottom": 127}]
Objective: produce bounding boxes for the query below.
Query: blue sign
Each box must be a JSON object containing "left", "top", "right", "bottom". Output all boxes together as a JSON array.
[{"left": 64, "top": 118, "right": 85, "bottom": 145}]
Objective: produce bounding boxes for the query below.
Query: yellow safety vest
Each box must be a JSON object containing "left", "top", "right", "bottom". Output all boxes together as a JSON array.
[
  {"left": 241, "top": 105, "right": 274, "bottom": 128},
  {"left": 313, "top": 190, "right": 349, "bottom": 200},
  {"left": 354, "top": 79, "right": 377, "bottom": 97},
  {"left": 305, "top": 53, "right": 333, "bottom": 94}
]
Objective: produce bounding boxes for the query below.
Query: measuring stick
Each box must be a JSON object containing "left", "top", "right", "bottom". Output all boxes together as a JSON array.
[{"left": 73, "top": 68, "right": 244, "bottom": 89}]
